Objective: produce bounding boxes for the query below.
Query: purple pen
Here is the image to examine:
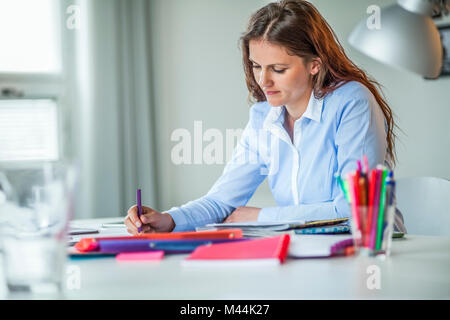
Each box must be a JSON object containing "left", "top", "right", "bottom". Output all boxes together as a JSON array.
[{"left": 137, "top": 189, "right": 142, "bottom": 233}]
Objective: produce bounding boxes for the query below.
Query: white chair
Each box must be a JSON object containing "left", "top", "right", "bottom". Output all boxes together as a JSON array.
[{"left": 396, "top": 176, "right": 450, "bottom": 236}]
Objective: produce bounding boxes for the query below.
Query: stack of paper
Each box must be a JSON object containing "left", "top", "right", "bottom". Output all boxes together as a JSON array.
[{"left": 199, "top": 218, "right": 349, "bottom": 238}]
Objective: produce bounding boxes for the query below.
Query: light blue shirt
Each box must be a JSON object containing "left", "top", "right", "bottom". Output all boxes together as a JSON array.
[{"left": 167, "top": 81, "right": 404, "bottom": 232}]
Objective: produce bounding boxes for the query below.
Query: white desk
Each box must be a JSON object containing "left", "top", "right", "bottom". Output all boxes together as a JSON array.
[{"left": 1, "top": 218, "right": 449, "bottom": 299}]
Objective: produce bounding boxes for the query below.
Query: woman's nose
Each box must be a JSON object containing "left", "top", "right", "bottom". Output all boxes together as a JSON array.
[{"left": 258, "top": 69, "right": 273, "bottom": 87}]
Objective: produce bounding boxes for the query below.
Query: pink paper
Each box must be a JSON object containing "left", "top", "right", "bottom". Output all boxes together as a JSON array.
[{"left": 116, "top": 251, "right": 164, "bottom": 261}]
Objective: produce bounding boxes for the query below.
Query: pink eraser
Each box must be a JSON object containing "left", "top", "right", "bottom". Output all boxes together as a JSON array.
[{"left": 116, "top": 251, "right": 164, "bottom": 261}]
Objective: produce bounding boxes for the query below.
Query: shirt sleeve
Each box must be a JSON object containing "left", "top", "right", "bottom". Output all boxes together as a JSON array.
[
  {"left": 166, "top": 109, "right": 268, "bottom": 231},
  {"left": 258, "top": 97, "right": 386, "bottom": 222}
]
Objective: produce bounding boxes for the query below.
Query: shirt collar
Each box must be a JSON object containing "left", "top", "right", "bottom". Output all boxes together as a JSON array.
[
  {"left": 303, "top": 90, "right": 324, "bottom": 123},
  {"left": 263, "top": 90, "right": 324, "bottom": 130}
]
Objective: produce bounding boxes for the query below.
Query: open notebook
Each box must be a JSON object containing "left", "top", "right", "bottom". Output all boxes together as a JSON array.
[{"left": 203, "top": 218, "right": 348, "bottom": 231}]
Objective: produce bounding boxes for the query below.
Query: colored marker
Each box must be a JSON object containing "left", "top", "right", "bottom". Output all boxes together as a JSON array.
[
  {"left": 335, "top": 173, "right": 350, "bottom": 203},
  {"left": 343, "top": 179, "right": 350, "bottom": 203},
  {"left": 365, "top": 168, "right": 377, "bottom": 247},
  {"left": 363, "top": 155, "right": 369, "bottom": 176},
  {"left": 358, "top": 174, "right": 368, "bottom": 241},
  {"left": 357, "top": 160, "right": 362, "bottom": 174},
  {"left": 375, "top": 169, "right": 389, "bottom": 250},
  {"left": 347, "top": 172, "right": 361, "bottom": 240},
  {"left": 369, "top": 168, "right": 382, "bottom": 250},
  {"left": 380, "top": 172, "right": 394, "bottom": 250}
]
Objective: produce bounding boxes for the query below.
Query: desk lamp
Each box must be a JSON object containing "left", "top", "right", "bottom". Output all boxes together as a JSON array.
[{"left": 348, "top": 0, "right": 450, "bottom": 78}]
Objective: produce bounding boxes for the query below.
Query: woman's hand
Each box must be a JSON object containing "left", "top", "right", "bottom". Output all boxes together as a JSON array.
[
  {"left": 124, "top": 205, "right": 175, "bottom": 235},
  {"left": 224, "top": 206, "right": 261, "bottom": 223}
]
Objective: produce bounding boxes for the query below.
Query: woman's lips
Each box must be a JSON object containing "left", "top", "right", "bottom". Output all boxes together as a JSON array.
[{"left": 266, "top": 91, "right": 279, "bottom": 96}]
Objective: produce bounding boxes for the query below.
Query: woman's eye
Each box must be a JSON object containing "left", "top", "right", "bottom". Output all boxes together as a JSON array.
[{"left": 251, "top": 65, "right": 285, "bottom": 73}]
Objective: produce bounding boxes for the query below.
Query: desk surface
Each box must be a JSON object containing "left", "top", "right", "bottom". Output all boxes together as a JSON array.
[{"left": 1, "top": 218, "right": 450, "bottom": 300}]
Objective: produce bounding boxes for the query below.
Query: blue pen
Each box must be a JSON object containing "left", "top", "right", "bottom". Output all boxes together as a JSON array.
[
  {"left": 379, "top": 171, "right": 394, "bottom": 247},
  {"left": 137, "top": 189, "right": 142, "bottom": 233}
]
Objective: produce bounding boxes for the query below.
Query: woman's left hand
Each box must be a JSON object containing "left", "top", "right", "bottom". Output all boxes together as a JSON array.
[{"left": 224, "top": 206, "right": 261, "bottom": 223}]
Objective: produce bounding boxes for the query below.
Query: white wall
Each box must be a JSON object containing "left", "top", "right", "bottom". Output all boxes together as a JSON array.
[
  {"left": 148, "top": 0, "right": 450, "bottom": 213},
  {"left": 149, "top": 0, "right": 276, "bottom": 211}
]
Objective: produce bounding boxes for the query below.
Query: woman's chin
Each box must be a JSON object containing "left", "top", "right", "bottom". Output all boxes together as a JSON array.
[{"left": 266, "top": 98, "right": 284, "bottom": 107}]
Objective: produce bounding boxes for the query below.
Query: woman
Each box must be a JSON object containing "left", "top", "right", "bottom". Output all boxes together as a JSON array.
[{"left": 124, "top": 0, "right": 406, "bottom": 234}]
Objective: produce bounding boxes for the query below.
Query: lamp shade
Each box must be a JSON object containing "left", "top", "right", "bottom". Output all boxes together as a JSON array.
[{"left": 348, "top": 3, "right": 443, "bottom": 78}]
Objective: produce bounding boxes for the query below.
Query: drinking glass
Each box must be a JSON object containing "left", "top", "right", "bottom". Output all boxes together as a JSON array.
[{"left": 0, "top": 162, "right": 76, "bottom": 295}]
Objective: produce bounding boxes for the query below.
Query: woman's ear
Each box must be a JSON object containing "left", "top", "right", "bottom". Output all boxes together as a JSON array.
[{"left": 310, "top": 57, "right": 322, "bottom": 76}]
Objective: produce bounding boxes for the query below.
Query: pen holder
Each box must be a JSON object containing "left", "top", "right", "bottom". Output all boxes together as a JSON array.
[{"left": 350, "top": 205, "right": 395, "bottom": 257}]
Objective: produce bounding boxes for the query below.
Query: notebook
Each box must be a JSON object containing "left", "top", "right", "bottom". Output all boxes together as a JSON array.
[
  {"left": 294, "top": 224, "right": 350, "bottom": 235},
  {"left": 231, "top": 229, "right": 296, "bottom": 238},
  {"left": 288, "top": 235, "right": 353, "bottom": 258},
  {"left": 200, "top": 218, "right": 349, "bottom": 238},
  {"left": 68, "top": 227, "right": 99, "bottom": 235},
  {"left": 204, "top": 218, "right": 349, "bottom": 231},
  {"left": 203, "top": 221, "right": 303, "bottom": 231},
  {"left": 183, "top": 234, "right": 290, "bottom": 266}
]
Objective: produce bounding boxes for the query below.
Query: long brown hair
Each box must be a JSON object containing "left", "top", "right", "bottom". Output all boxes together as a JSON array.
[{"left": 240, "top": 0, "right": 397, "bottom": 165}]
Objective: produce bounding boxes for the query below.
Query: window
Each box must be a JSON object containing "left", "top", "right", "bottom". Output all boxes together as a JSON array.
[
  {"left": 0, "top": 0, "right": 61, "bottom": 73},
  {"left": 0, "top": 99, "right": 59, "bottom": 162},
  {"left": 0, "top": 0, "right": 62, "bottom": 163}
]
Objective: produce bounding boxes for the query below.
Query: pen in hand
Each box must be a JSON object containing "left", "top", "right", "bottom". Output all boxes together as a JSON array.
[{"left": 125, "top": 189, "right": 176, "bottom": 234}]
